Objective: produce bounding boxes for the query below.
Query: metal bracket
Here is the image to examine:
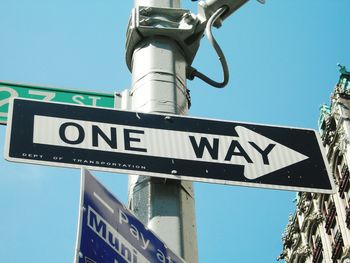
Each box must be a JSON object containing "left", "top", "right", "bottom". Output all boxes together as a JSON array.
[
  {"left": 198, "top": 0, "right": 265, "bottom": 28},
  {"left": 125, "top": 6, "right": 202, "bottom": 71},
  {"left": 114, "top": 89, "right": 132, "bottom": 111}
]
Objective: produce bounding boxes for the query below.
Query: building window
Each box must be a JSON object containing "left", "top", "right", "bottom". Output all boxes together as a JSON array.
[
  {"left": 330, "top": 223, "right": 339, "bottom": 242},
  {"left": 331, "top": 230, "right": 343, "bottom": 262},
  {"left": 312, "top": 235, "right": 323, "bottom": 263},
  {"left": 325, "top": 200, "right": 336, "bottom": 234},
  {"left": 338, "top": 164, "right": 349, "bottom": 198},
  {"left": 334, "top": 156, "right": 344, "bottom": 183},
  {"left": 322, "top": 196, "right": 330, "bottom": 216}
]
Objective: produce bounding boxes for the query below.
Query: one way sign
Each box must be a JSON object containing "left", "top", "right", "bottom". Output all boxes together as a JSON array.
[{"left": 5, "top": 98, "right": 335, "bottom": 193}]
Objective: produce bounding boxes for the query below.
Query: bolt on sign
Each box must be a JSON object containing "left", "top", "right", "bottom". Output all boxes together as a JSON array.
[{"left": 5, "top": 98, "right": 335, "bottom": 193}]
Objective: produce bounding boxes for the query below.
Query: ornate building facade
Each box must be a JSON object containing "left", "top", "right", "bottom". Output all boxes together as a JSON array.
[{"left": 278, "top": 66, "right": 350, "bottom": 263}]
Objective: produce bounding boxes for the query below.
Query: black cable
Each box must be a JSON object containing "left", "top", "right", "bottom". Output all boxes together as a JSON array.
[{"left": 187, "top": 7, "right": 229, "bottom": 88}]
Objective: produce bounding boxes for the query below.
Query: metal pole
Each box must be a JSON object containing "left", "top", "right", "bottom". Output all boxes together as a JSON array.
[{"left": 127, "top": 0, "right": 198, "bottom": 262}]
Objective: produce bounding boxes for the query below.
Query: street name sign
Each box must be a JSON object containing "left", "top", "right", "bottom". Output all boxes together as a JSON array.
[
  {"left": 5, "top": 98, "right": 335, "bottom": 193},
  {"left": 0, "top": 81, "right": 115, "bottom": 124},
  {"left": 75, "top": 168, "right": 185, "bottom": 263}
]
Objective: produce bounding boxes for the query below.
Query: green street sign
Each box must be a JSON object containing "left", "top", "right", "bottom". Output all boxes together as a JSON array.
[{"left": 0, "top": 81, "right": 115, "bottom": 125}]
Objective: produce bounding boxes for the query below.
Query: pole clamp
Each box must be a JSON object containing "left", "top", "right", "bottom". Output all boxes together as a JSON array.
[{"left": 125, "top": 6, "right": 202, "bottom": 71}]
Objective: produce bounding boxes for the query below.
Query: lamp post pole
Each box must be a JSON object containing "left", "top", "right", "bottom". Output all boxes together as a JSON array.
[{"left": 126, "top": 0, "right": 198, "bottom": 262}]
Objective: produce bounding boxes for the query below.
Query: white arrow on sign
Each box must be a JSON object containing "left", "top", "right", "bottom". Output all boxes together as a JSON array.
[
  {"left": 32, "top": 115, "right": 309, "bottom": 180},
  {"left": 233, "top": 126, "right": 308, "bottom": 179}
]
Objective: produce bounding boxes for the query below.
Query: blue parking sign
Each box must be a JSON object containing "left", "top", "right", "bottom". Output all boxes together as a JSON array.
[{"left": 75, "top": 168, "right": 185, "bottom": 263}]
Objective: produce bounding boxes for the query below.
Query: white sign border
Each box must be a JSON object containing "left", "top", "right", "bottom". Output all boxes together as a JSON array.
[{"left": 4, "top": 98, "right": 336, "bottom": 194}]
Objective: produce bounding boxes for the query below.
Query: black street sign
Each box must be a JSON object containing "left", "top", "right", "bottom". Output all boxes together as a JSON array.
[{"left": 5, "top": 98, "right": 335, "bottom": 193}]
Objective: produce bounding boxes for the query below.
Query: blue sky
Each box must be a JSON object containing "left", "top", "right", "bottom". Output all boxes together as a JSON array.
[{"left": 0, "top": 0, "right": 350, "bottom": 262}]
